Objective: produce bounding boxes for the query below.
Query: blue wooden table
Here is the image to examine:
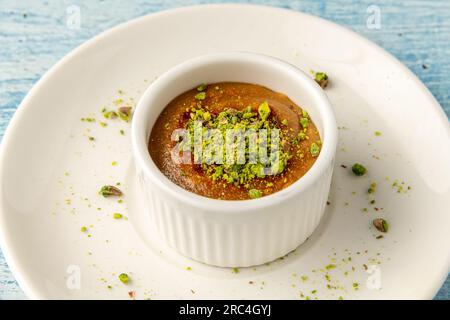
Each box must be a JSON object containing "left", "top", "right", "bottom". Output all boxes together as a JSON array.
[{"left": 0, "top": 0, "right": 449, "bottom": 300}]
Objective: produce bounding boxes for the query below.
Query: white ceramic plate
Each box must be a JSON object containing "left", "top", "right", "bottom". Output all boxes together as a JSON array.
[{"left": 0, "top": 4, "right": 449, "bottom": 300}]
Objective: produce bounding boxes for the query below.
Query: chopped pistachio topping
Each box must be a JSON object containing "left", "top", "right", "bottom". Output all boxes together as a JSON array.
[
  {"left": 99, "top": 185, "right": 123, "bottom": 197},
  {"left": 118, "top": 273, "right": 129, "bottom": 284},
  {"left": 184, "top": 101, "right": 290, "bottom": 188},
  {"left": 310, "top": 142, "right": 320, "bottom": 157},
  {"left": 196, "top": 83, "right": 207, "bottom": 91},
  {"left": 351, "top": 163, "right": 367, "bottom": 176},
  {"left": 81, "top": 117, "right": 95, "bottom": 122},
  {"left": 118, "top": 106, "right": 132, "bottom": 122},
  {"left": 202, "top": 111, "right": 211, "bottom": 121},
  {"left": 194, "top": 92, "right": 206, "bottom": 100},
  {"left": 314, "top": 72, "right": 329, "bottom": 89},
  {"left": 113, "top": 213, "right": 123, "bottom": 219},
  {"left": 373, "top": 218, "right": 389, "bottom": 233},
  {"left": 258, "top": 101, "right": 271, "bottom": 121},
  {"left": 103, "top": 110, "right": 118, "bottom": 119},
  {"left": 80, "top": 226, "right": 87, "bottom": 233},
  {"left": 300, "top": 117, "right": 309, "bottom": 129},
  {"left": 374, "top": 131, "right": 382, "bottom": 136},
  {"left": 249, "top": 189, "right": 263, "bottom": 199},
  {"left": 368, "top": 182, "right": 377, "bottom": 194},
  {"left": 113, "top": 98, "right": 123, "bottom": 105},
  {"left": 281, "top": 119, "right": 289, "bottom": 126},
  {"left": 298, "top": 131, "right": 307, "bottom": 141}
]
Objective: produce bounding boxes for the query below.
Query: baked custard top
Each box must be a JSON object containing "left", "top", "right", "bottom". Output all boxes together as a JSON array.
[{"left": 149, "top": 82, "right": 321, "bottom": 200}]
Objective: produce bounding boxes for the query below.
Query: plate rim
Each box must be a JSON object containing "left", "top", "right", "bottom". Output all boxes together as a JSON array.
[{"left": 0, "top": 3, "right": 448, "bottom": 299}]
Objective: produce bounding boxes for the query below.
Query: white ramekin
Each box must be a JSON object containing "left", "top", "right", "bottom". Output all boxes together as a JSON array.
[{"left": 132, "top": 52, "right": 337, "bottom": 267}]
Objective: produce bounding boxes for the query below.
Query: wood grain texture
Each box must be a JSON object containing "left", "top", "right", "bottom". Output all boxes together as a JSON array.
[{"left": 0, "top": 0, "right": 448, "bottom": 300}]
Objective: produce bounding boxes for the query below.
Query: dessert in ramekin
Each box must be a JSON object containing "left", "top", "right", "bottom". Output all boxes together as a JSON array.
[{"left": 132, "top": 52, "right": 337, "bottom": 267}]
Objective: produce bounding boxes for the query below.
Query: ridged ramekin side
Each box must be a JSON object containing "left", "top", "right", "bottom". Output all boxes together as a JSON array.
[{"left": 137, "top": 159, "right": 333, "bottom": 267}]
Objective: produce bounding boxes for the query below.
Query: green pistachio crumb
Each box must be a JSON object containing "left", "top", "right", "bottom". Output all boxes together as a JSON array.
[
  {"left": 351, "top": 163, "right": 367, "bottom": 176},
  {"left": 300, "top": 117, "right": 309, "bottom": 129},
  {"left": 373, "top": 218, "right": 389, "bottom": 233},
  {"left": 232, "top": 267, "right": 239, "bottom": 274},
  {"left": 258, "top": 101, "right": 271, "bottom": 121},
  {"left": 368, "top": 182, "right": 377, "bottom": 194},
  {"left": 99, "top": 185, "right": 123, "bottom": 197},
  {"left": 118, "top": 273, "right": 129, "bottom": 284},
  {"left": 314, "top": 72, "right": 329, "bottom": 89},
  {"left": 81, "top": 117, "right": 96, "bottom": 122},
  {"left": 298, "top": 132, "right": 307, "bottom": 141},
  {"left": 99, "top": 121, "right": 107, "bottom": 127},
  {"left": 248, "top": 189, "right": 263, "bottom": 199},
  {"left": 374, "top": 131, "right": 382, "bottom": 136},
  {"left": 281, "top": 119, "right": 289, "bottom": 126},
  {"left": 80, "top": 226, "right": 87, "bottom": 233},
  {"left": 113, "top": 98, "right": 123, "bottom": 105},
  {"left": 119, "top": 129, "right": 125, "bottom": 135},
  {"left": 103, "top": 110, "right": 118, "bottom": 119},
  {"left": 118, "top": 107, "right": 132, "bottom": 122},
  {"left": 310, "top": 142, "right": 320, "bottom": 156},
  {"left": 88, "top": 136, "right": 95, "bottom": 141},
  {"left": 196, "top": 83, "right": 207, "bottom": 91},
  {"left": 203, "top": 111, "right": 211, "bottom": 121},
  {"left": 194, "top": 92, "right": 206, "bottom": 100},
  {"left": 113, "top": 213, "right": 123, "bottom": 219}
]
